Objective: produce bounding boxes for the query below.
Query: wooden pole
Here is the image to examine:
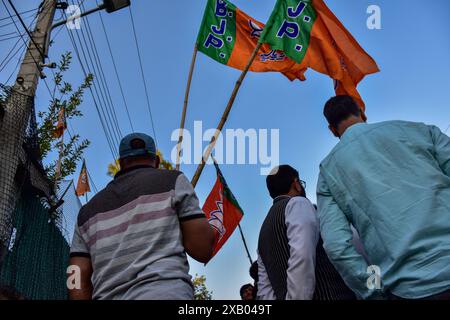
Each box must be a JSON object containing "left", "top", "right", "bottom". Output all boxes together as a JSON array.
[
  {"left": 55, "top": 130, "right": 64, "bottom": 180},
  {"left": 0, "top": 0, "right": 57, "bottom": 257},
  {"left": 191, "top": 42, "right": 262, "bottom": 187},
  {"left": 176, "top": 44, "right": 199, "bottom": 171},
  {"left": 85, "top": 162, "right": 89, "bottom": 202}
]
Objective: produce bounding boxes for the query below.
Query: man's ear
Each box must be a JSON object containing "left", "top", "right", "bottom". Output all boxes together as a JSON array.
[
  {"left": 292, "top": 180, "right": 299, "bottom": 193},
  {"left": 291, "top": 180, "right": 302, "bottom": 195},
  {"left": 360, "top": 109, "right": 368, "bottom": 122},
  {"left": 329, "top": 124, "right": 340, "bottom": 138},
  {"left": 118, "top": 158, "right": 124, "bottom": 171},
  {"left": 154, "top": 155, "right": 161, "bottom": 169}
]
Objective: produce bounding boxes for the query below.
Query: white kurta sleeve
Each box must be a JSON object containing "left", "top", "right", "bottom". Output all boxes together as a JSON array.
[
  {"left": 285, "top": 197, "right": 319, "bottom": 300},
  {"left": 256, "top": 252, "right": 276, "bottom": 300}
]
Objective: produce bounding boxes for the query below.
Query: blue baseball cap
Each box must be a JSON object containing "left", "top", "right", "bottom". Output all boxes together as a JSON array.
[{"left": 119, "top": 133, "right": 156, "bottom": 159}]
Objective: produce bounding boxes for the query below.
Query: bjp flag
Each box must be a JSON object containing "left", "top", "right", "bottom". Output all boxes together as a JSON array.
[
  {"left": 259, "top": 0, "right": 380, "bottom": 109},
  {"left": 53, "top": 107, "right": 67, "bottom": 138},
  {"left": 196, "top": 0, "right": 308, "bottom": 81},
  {"left": 202, "top": 162, "right": 244, "bottom": 259},
  {"left": 75, "top": 160, "right": 91, "bottom": 197}
]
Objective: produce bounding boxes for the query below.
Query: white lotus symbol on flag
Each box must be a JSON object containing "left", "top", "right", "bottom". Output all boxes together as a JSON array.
[
  {"left": 208, "top": 200, "right": 226, "bottom": 241},
  {"left": 249, "top": 20, "right": 263, "bottom": 38}
]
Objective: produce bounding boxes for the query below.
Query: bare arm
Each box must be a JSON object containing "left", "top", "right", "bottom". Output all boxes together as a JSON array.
[
  {"left": 174, "top": 173, "right": 215, "bottom": 263},
  {"left": 68, "top": 256, "right": 93, "bottom": 300},
  {"left": 180, "top": 217, "right": 215, "bottom": 263}
]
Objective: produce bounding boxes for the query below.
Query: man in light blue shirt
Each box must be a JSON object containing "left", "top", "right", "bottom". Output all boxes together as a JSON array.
[{"left": 317, "top": 95, "right": 450, "bottom": 300}]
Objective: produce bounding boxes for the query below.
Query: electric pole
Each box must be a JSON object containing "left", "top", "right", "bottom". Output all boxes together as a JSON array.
[
  {"left": 0, "top": 0, "right": 130, "bottom": 271},
  {"left": 0, "top": 0, "right": 57, "bottom": 266}
]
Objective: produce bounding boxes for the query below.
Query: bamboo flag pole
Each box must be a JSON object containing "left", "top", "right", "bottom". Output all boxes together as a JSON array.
[
  {"left": 176, "top": 44, "right": 199, "bottom": 171},
  {"left": 55, "top": 130, "right": 64, "bottom": 180},
  {"left": 191, "top": 42, "right": 262, "bottom": 187}
]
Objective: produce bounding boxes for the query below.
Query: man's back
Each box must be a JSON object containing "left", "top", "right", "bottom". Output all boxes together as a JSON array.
[
  {"left": 70, "top": 166, "right": 204, "bottom": 299},
  {"left": 317, "top": 120, "right": 450, "bottom": 298}
]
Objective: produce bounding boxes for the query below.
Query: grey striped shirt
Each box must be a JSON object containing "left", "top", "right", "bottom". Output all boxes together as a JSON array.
[{"left": 70, "top": 166, "right": 205, "bottom": 300}]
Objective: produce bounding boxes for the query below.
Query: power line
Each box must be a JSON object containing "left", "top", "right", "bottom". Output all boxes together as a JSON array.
[
  {"left": 64, "top": 14, "right": 119, "bottom": 160},
  {"left": 79, "top": 1, "right": 121, "bottom": 130},
  {"left": 6, "top": 0, "right": 45, "bottom": 61},
  {"left": 69, "top": 14, "right": 122, "bottom": 149},
  {"left": 0, "top": 10, "right": 38, "bottom": 77},
  {"left": 96, "top": 1, "right": 134, "bottom": 132},
  {"left": 0, "top": 39, "right": 22, "bottom": 69},
  {"left": 64, "top": 0, "right": 122, "bottom": 149},
  {"left": 0, "top": 30, "right": 18, "bottom": 37},
  {"left": 74, "top": 0, "right": 123, "bottom": 143},
  {"left": 0, "top": 33, "right": 23, "bottom": 42},
  {"left": 0, "top": 34, "right": 25, "bottom": 69},
  {"left": 4, "top": 44, "right": 26, "bottom": 85},
  {"left": 0, "top": 6, "right": 38, "bottom": 22},
  {"left": 128, "top": 7, "right": 158, "bottom": 148},
  {"left": 73, "top": 24, "right": 122, "bottom": 145},
  {"left": 0, "top": 41, "right": 25, "bottom": 72},
  {"left": 0, "top": 8, "right": 37, "bottom": 29},
  {"left": 66, "top": 28, "right": 119, "bottom": 160}
]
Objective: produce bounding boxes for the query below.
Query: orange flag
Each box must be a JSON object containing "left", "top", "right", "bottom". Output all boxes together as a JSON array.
[
  {"left": 202, "top": 162, "right": 244, "bottom": 259},
  {"left": 259, "top": 0, "right": 380, "bottom": 109},
  {"left": 196, "top": 0, "right": 307, "bottom": 81},
  {"left": 53, "top": 107, "right": 67, "bottom": 138},
  {"left": 75, "top": 160, "right": 91, "bottom": 197}
]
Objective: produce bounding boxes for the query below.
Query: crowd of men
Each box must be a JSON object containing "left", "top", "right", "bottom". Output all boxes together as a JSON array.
[{"left": 68, "top": 95, "right": 450, "bottom": 300}]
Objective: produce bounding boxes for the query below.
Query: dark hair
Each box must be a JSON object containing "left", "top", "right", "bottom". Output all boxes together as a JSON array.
[
  {"left": 324, "top": 95, "right": 361, "bottom": 128},
  {"left": 266, "top": 165, "right": 299, "bottom": 199},
  {"left": 240, "top": 284, "right": 254, "bottom": 298},
  {"left": 120, "top": 152, "right": 156, "bottom": 167}
]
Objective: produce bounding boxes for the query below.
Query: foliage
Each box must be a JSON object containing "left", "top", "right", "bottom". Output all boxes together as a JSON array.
[
  {"left": 37, "top": 52, "right": 93, "bottom": 183},
  {"left": 192, "top": 274, "right": 213, "bottom": 300},
  {"left": 106, "top": 150, "right": 174, "bottom": 177},
  {"left": 107, "top": 159, "right": 121, "bottom": 177},
  {"left": 159, "top": 150, "right": 174, "bottom": 170}
]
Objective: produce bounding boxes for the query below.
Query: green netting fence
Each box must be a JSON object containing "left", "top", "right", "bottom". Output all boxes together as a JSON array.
[{"left": 0, "top": 189, "right": 69, "bottom": 300}]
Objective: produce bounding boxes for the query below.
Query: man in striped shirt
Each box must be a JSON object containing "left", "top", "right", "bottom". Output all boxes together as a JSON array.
[{"left": 68, "top": 133, "right": 215, "bottom": 300}]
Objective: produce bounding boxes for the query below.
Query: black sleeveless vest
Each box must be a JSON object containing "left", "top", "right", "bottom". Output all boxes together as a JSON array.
[{"left": 257, "top": 196, "right": 356, "bottom": 300}]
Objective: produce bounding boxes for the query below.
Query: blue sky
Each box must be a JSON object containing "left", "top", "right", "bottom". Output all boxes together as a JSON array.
[{"left": 1, "top": 0, "right": 450, "bottom": 299}]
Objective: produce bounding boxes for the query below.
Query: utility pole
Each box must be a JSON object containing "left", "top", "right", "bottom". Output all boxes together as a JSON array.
[
  {"left": 0, "top": 0, "right": 57, "bottom": 267},
  {"left": 0, "top": 0, "right": 131, "bottom": 271}
]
